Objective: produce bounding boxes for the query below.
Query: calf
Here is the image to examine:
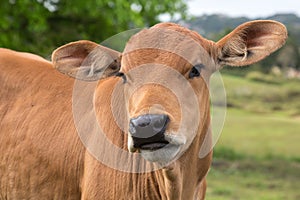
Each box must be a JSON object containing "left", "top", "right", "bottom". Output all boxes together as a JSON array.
[{"left": 0, "top": 20, "right": 287, "bottom": 199}]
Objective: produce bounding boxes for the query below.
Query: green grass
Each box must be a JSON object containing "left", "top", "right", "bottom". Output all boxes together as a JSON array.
[
  {"left": 221, "top": 73, "right": 300, "bottom": 115},
  {"left": 217, "top": 108, "right": 300, "bottom": 159},
  {"left": 207, "top": 159, "right": 300, "bottom": 200},
  {"left": 206, "top": 73, "right": 300, "bottom": 200}
]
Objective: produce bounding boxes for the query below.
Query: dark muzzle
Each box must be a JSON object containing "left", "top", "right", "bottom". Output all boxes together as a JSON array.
[{"left": 129, "top": 114, "right": 169, "bottom": 150}]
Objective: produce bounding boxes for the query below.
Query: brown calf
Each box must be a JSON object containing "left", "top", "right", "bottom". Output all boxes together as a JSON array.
[{"left": 0, "top": 20, "right": 287, "bottom": 199}]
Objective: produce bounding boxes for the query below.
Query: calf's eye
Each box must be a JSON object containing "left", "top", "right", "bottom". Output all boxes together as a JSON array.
[
  {"left": 115, "top": 72, "right": 127, "bottom": 83},
  {"left": 189, "top": 64, "right": 204, "bottom": 79}
]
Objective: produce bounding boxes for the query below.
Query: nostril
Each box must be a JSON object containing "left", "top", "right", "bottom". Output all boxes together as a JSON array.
[
  {"left": 153, "top": 120, "right": 162, "bottom": 129},
  {"left": 153, "top": 115, "right": 169, "bottom": 129},
  {"left": 129, "top": 122, "right": 136, "bottom": 135},
  {"left": 139, "top": 121, "right": 150, "bottom": 127},
  {"left": 131, "top": 115, "right": 151, "bottom": 128}
]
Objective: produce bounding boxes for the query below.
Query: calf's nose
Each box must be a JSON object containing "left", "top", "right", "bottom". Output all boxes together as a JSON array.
[{"left": 129, "top": 114, "right": 169, "bottom": 150}]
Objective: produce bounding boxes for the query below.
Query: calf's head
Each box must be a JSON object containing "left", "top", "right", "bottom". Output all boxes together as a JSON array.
[{"left": 52, "top": 21, "right": 287, "bottom": 164}]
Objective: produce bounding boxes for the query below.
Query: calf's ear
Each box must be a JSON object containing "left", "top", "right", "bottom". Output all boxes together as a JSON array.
[
  {"left": 216, "top": 20, "right": 287, "bottom": 68},
  {"left": 52, "top": 40, "right": 121, "bottom": 81}
]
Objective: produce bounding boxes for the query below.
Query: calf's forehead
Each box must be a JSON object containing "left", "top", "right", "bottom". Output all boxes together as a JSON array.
[{"left": 121, "top": 25, "right": 215, "bottom": 73}]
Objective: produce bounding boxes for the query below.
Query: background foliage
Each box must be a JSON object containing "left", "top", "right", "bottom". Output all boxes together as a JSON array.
[{"left": 0, "top": 0, "right": 187, "bottom": 56}]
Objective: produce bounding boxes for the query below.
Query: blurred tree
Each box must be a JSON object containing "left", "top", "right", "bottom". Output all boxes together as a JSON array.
[
  {"left": 259, "top": 36, "right": 300, "bottom": 72},
  {"left": 0, "top": 0, "right": 187, "bottom": 56},
  {"left": 277, "top": 46, "right": 298, "bottom": 68},
  {"left": 276, "top": 37, "right": 300, "bottom": 69}
]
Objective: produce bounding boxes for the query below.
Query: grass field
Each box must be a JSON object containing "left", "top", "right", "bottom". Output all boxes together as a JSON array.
[{"left": 206, "top": 73, "right": 300, "bottom": 200}]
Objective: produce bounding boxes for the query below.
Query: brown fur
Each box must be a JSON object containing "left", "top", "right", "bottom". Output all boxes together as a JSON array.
[{"left": 0, "top": 21, "right": 287, "bottom": 199}]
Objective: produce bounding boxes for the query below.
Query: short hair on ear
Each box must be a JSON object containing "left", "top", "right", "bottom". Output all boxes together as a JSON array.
[
  {"left": 52, "top": 40, "right": 121, "bottom": 81},
  {"left": 216, "top": 20, "right": 288, "bottom": 67}
]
